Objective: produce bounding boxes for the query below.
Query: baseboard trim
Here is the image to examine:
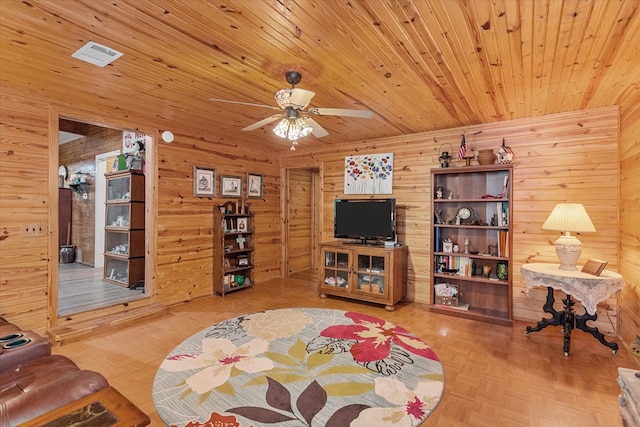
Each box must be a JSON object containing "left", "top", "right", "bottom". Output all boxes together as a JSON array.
[{"left": 47, "top": 304, "right": 168, "bottom": 346}]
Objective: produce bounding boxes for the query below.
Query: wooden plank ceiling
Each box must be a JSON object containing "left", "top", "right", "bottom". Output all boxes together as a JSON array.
[{"left": 1, "top": 0, "right": 638, "bottom": 152}]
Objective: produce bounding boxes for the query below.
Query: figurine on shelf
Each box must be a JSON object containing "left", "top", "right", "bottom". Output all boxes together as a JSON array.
[
  {"left": 496, "top": 138, "right": 514, "bottom": 164},
  {"left": 439, "top": 151, "right": 452, "bottom": 168},
  {"left": 443, "top": 238, "right": 454, "bottom": 253},
  {"left": 434, "top": 209, "right": 444, "bottom": 224}
]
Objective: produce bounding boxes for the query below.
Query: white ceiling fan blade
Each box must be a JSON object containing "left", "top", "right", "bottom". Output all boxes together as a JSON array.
[
  {"left": 305, "top": 117, "right": 329, "bottom": 138},
  {"left": 242, "top": 114, "right": 284, "bottom": 131},
  {"left": 289, "top": 88, "right": 316, "bottom": 109},
  {"left": 210, "top": 98, "right": 282, "bottom": 111},
  {"left": 308, "top": 107, "right": 374, "bottom": 118}
]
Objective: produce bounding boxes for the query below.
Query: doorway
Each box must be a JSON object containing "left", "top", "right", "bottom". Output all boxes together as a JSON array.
[
  {"left": 283, "top": 167, "right": 321, "bottom": 276},
  {"left": 57, "top": 119, "right": 149, "bottom": 316}
]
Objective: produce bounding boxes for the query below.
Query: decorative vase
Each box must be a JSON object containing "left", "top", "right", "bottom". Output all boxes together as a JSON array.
[
  {"left": 496, "top": 262, "right": 508, "bottom": 280},
  {"left": 477, "top": 149, "right": 496, "bottom": 165},
  {"left": 482, "top": 265, "right": 492, "bottom": 277}
]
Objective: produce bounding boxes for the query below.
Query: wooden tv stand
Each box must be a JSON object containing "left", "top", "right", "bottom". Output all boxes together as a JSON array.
[{"left": 319, "top": 242, "right": 407, "bottom": 311}]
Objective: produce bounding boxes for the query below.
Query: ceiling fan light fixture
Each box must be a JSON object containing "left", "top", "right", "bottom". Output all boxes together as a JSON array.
[
  {"left": 273, "top": 118, "right": 290, "bottom": 138},
  {"left": 273, "top": 117, "right": 312, "bottom": 150},
  {"left": 291, "top": 118, "right": 312, "bottom": 140},
  {"left": 212, "top": 71, "right": 371, "bottom": 147}
]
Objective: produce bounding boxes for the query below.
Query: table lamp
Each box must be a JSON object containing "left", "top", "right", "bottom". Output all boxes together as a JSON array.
[{"left": 542, "top": 203, "right": 596, "bottom": 270}]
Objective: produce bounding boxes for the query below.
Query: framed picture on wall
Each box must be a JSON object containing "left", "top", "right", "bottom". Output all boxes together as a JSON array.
[
  {"left": 221, "top": 175, "right": 242, "bottom": 198},
  {"left": 193, "top": 166, "right": 215, "bottom": 197},
  {"left": 247, "top": 173, "right": 263, "bottom": 198}
]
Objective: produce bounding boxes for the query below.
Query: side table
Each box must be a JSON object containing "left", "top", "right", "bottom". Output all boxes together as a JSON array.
[
  {"left": 521, "top": 263, "right": 624, "bottom": 356},
  {"left": 22, "top": 386, "right": 150, "bottom": 427}
]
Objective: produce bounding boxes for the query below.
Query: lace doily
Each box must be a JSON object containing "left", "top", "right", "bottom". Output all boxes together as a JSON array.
[{"left": 522, "top": 263, "right": 624, "bottom": 315}]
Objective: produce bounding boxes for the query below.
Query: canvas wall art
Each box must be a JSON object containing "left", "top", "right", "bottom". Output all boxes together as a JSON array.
[{"left": 344, "top": 153, "right": 394, "bottom": 194}]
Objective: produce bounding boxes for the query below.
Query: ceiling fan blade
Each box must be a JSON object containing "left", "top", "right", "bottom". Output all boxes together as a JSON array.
[
  {"left": 289, "top": 88, "right": 316, "bottom": 109},
  {"left": 210, "top": 98, "right": 282, "bottom": 111},
  {"left": 242, "top": 114, "right": 284, "bottom": 131},
  {"left": 305, "top": 117, "right": 329, "bottom": 138},
  {"left": 308, "top": 107, "right": 374, "bottom": 118}
]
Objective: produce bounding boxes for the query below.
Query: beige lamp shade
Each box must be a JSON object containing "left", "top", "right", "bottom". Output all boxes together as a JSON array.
[{"left": 542, "top": 203, "right": 596, "bottom": 270}]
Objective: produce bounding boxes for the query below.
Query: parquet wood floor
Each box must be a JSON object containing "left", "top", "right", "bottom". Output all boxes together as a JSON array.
[{"left": 51, "top": 270, "right": 639, "bottom": 427}]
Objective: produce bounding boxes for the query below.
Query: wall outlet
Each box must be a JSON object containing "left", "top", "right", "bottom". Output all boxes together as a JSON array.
[{"left": 22, "top": 222, "right": 47, "bottom": 237}]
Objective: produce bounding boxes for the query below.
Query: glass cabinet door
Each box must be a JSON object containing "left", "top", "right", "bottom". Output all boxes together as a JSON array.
[
  {"left": 104, "top": 256, "right": 144, "bottom": 286},
  {"left": 107, "top": 175, "right": 131, "bottom": 201},
  {"left": 106, "top": 204, "right": 131, "bottom": 227},
  {"left": 106, "top": 203, "right": 144, "bottom": 229},
  {"left": 105, "top": 257, "right": 129, "bottom": 284},
  {"left": 105, "top": 230, "right": 130, "bottom": 256},
  {"left": 105, "top": 229, "right": 144, "bottom": 257},
  {"left": 356, "top": 254, "right": 387, "bottom": 295},
  {"left": 323, "top": 250, "right": 349, "bottom": 288}
]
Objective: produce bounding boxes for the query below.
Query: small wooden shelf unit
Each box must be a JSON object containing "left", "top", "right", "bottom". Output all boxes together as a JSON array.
[{"left": 213, "top": 208, "right": 254, "bottom": 295}]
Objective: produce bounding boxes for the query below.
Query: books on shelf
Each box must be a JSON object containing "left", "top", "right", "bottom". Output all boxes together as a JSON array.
[
  {"left": 435, "top": 255, "right": 473, "bottom": 276},
  {"left": 500, "top": 175, "right": 509, "bottom": 198},
  {"left": 496, "top": 230, "right": 509, "bottom": 257},
  {"left": 496, "top": 202, "right": 508, "bottom": 226}
]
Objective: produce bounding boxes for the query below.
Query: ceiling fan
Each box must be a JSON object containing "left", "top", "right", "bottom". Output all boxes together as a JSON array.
[{"left": 210, "top": 71, "right": 373, "bottom": 150}]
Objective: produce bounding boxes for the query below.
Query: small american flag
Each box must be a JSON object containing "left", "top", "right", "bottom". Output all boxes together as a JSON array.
[{"left": 458, "top": 133, "right": 467, "bottom": 160}]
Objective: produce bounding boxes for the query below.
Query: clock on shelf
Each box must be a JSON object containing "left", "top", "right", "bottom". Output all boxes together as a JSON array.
[
  {"left": 456, "top": 206, "right": 482, "bottom": 225},
  {"left": 457, "top": 207, "right": 472, "bottom": 222}
]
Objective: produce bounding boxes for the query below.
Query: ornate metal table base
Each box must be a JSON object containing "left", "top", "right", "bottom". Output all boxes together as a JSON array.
[{"left": 525, "top": 287, "right": 618, "bottom": 356}]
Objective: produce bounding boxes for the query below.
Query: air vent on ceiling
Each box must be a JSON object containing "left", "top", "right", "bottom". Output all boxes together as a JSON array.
[{"left": 71, "top": 42, "right": 123, "bottom": 67}]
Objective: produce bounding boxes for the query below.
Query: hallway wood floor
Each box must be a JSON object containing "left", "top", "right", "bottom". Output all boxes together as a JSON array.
[
  {"left": 58, "top": 262, "right": 148, "bottom": 316},
  {"left": 52, "top": 271, "right": 638, "bottom": 427}
]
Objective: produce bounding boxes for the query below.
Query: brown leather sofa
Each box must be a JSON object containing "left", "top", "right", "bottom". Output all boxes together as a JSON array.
[{"left": 0, "top": 317, "right": 109, "bottom": 427}]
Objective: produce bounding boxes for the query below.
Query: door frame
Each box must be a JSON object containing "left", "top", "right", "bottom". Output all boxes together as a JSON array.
[{"left": 48, "top": 107, "right": 157, "bottom": 330}]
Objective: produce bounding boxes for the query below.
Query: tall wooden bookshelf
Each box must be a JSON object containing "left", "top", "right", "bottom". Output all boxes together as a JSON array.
[{"left": 430, "top": 164, "right": 513, "bottom": 326}]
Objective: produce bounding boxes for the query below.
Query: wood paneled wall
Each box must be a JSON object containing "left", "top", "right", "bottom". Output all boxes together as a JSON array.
[
  {"left": 1, "top": 84, "right": 637, "bottom": 344},
  {"left": 0, "top": 87, "right": 283, "bottom": 334},
  {"left": 0, "top": 92, "right": 50, "bottom": 333},
  {"left": 619, "top": 99, "right": 640, "bottom": 345},
  {"left": 281, "top": 106, "right": 621, "bottom": 334},
  {"left": 153, "top": 134, "right": 282, "bottom": 307}
]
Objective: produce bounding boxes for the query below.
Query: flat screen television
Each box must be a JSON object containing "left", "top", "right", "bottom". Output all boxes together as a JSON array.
[{"left": 334, "top": 198, "right": 396, "bottom": 244}]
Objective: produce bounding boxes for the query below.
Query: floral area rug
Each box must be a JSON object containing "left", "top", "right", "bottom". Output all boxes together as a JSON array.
[{"left": 152, "top": 308, "right": 444, "bottom": 427}]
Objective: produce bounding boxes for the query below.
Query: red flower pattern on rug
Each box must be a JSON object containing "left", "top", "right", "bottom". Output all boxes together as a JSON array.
[{"left": 320, "top": 311, "right": 439, "bottom": 363}]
